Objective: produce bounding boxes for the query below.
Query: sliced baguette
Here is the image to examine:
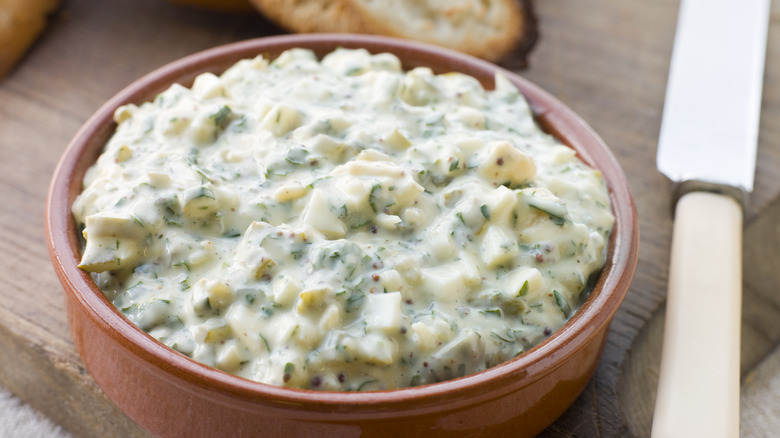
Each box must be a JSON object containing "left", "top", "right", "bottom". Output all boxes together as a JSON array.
[
  {"left": 0, "top": 0, "right": 59, "bottom": 79},
  {"left": 249, "top": 0, "right": 527, "bottom": 62}
]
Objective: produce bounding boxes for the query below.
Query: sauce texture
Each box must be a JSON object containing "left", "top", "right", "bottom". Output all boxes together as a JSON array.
[{"left": 73, "top": 48, "right": 614, "bottom": 391}]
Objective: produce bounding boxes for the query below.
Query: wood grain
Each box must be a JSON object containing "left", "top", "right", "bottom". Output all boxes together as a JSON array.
[
  {"left": 621, "top": 193, "right": 780, "bottom": 438},
  {"left": 0, "top": 0, "right": 779, "bottom": 436}
]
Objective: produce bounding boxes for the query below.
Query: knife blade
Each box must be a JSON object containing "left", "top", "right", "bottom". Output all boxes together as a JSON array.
[{"left": 652, "top": 0, "right": 770, "bottom": 437}]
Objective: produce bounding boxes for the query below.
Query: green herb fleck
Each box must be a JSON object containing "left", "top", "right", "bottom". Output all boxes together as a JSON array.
[
  {"left": 283, "top": 362, "right": 295, "bottom": 383},
  {"left": 368, "top": 183, "right": 381, "bottom": 213},
  {"left": 357, "top": 379, "right": 377, "bottom": 391},
  {"left": 553, "top": 290, "right": 572, "bottom": 318},
  {"left": 209, "top": 105, "right": 232, "bottom": 129},
  {"left": 491, "top": 330, "right": 514, "bottom": 343},
  {"left": 346, "top": 291, "right": 365, "bottom": 312},
  {"left": 481, "top": 308, "right": 502, "bottom": 318},
  {"left": 285, "top": 147, "right": 309, "bottom": 165},
  {"left": 517, "top": 280, "right": 529, "bottom": 297},
  {"left": 527, "top": 200, "right": 566, "bottom": 226},
  {"left": 192, "top": 186, "right": 215, "bottom": 200},
  {"left": 259, "top": 334, "right": 271, "bottom": 351},
  {"left": 480, "top": 204, "right": 490, "bottom": 220}
]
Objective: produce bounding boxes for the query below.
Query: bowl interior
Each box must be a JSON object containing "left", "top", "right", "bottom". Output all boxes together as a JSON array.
[{"left": 46, "top": 33, "right": 638, "bottom": 410}]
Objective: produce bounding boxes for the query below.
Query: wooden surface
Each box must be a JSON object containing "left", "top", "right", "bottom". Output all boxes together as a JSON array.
[{"left": 1, "top": 0, "right": 779, "bottom": 436}]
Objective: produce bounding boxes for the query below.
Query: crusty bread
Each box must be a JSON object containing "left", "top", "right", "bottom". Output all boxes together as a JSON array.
[
  {"left": 0, "top": 0, "right": 59, "bottom": 79},
  {"left": 249, "top": 0, "right": 527, "bottom": 62}
]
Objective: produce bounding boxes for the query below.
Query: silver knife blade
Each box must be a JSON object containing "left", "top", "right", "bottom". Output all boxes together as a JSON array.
[{"left": 656, "top": 0, "right": 769, "bottom": 196}]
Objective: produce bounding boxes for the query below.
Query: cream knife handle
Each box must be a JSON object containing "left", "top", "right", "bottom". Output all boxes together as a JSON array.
[{"left": 652, "top": 191, "right": 743, "bottom": 438}]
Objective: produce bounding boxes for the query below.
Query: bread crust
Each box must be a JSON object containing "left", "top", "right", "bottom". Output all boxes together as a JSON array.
[
  {"left": 249, "top": 0, "right": 528, "bottom": 62},
  {"left": 0, "top": 0, "right": 59, "bottom": 79}
]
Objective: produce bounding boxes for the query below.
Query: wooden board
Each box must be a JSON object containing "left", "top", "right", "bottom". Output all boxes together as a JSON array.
[{"left": 1, "top": 0, "right": 779, "bottom": 436}]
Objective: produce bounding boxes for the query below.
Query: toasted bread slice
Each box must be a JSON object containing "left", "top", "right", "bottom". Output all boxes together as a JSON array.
[
  {"left": 249, "top": 0, "right": 527, "bottom": 62},
  {"left": 0, "top": 0, "right": 59, "bottom": 79}
]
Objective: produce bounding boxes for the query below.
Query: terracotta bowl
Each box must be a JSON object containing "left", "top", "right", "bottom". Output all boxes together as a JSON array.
[{"left": 45, "top": 34, "right": 638, "bottom": 437}]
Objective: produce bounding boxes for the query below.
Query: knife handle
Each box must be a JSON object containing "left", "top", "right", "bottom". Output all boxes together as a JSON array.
[{"left": 652, "top": 191, "right": 742, "bottom": 438}]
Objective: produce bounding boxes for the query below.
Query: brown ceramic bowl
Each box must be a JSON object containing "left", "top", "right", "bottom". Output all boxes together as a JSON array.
[{"left": 46, "top": 34, "right": 638, "bottom": 437}]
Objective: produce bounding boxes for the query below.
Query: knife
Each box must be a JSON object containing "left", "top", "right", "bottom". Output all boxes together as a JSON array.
[{"left": 652, "top": 0, "right": 770, "bottom": 437}]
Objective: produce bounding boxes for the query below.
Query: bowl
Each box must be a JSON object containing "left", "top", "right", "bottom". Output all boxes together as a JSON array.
[{"left": 45, "top": 34, "right": 638, "bottom": 437}]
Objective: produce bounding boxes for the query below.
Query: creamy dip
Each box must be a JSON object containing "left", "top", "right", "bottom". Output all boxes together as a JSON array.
[{"left": 73, "top": 48, "right": 614, "bottom": 391}]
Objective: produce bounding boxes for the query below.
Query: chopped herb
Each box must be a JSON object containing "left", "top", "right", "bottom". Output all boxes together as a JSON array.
[
  {"left": 527, "top": 199, "right": 566, "bottom": 226},
  {"left": 368, "top": 183, "right": 381, "bottom": 213},
  {"left": 480, "top": 204, "right": 490, "bottom": 220},
  {"left": 131, "top": 214, "right": 145, "bottom": 227},
  {"left": 481, "top": 308, "right": 502, "bottom": 318},
  {"left": 491, "top": 330, "right": 514, "bottom": 343},
  {"left": 209, "top": 105, "right": 232, "bottom": 129},
  {"left": 449, "top": 158, "right": 460, "bottom": 172},
  {"left": 195, "top": 168, "right": 212, "bottom": 183},
  {"left": 348, "top": 216, "right": 370, "bottom": 229},
  {"left": 191, "top": 186, "right": 215, "bottom": 200},
  {"left": 357, "top": 379, "right": 377, "bottom": 391},
  {"left": 345, "top": 263, "right": 357, "bottom": 281},
  {"left": 553, "top": 290, "right": 572, "bottom": 318},
  {"left": 283, "top": 362, "right": 294, "bottom": 383},
  {"left": 517, "top": 280, "right": 529, "bottom": 297},
  {"left": 285, "top": 147, "right": 309, "bottom": 165},
  {"left": 346, "top": 291, "right": 365, "bottom": 312},
  {"left": 259, "top": 334, "right": 271, "bottom": 351},
  {"left": 121, "top": 303, "right": 138, "bottom": 312}
]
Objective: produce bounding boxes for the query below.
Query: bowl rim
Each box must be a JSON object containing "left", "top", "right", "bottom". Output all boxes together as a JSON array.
[{"left": 45, "top": 33, "right": 638, "bottom": 414}]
